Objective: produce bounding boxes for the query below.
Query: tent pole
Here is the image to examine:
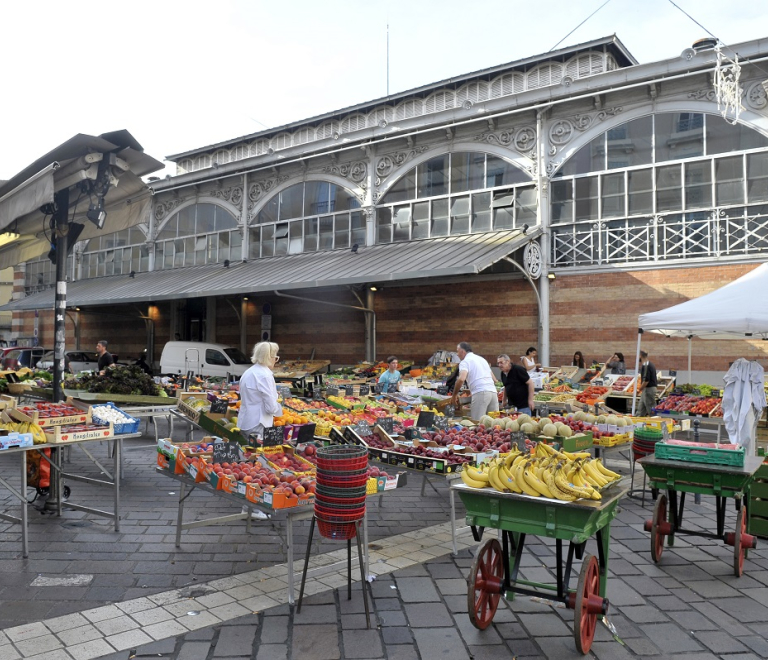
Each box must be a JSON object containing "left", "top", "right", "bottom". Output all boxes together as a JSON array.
[
  {"left": 631, "top": 329, "right": 643, "bottom": 416},
  {"left": 688, "top": 335, "right": 693, "bottom": 384}
]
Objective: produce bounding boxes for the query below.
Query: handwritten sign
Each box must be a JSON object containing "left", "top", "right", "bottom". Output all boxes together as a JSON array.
[
  {"left": 327, "top": 386, "right": 340, "bottom": 397},
  {"left": 509, "top": 431, "right": 527, "bottom": 446},
  {"left": 359, "top": 384, "right": 370, "bottom": 396},
  {"left": 296, "top": 423, "right": 317, "bottom": 444},
  {"left": 434, "top": 416, "right": 450, "bottom": 431},
  {"left": 354, "top": 420, "right": 372, "bottom": 437},
  {"left": 262, "top": 426, "right": 285, "bottom": 447},
  {"left": 313, "top": 388, "right": 323, "bottom": 401},
  {"left": 212, "top": 439, "right": 242, "bottom": 464},
  {"left": 277, "top": 385, "right": 292, "bottom": 400},
  {"left": 444, "top": 404, "right": 456, "bottom": 418},
  {"left": 210, "top": 398, "right": 229, "bottom": 414},
  {"left": 436, "top": 385, "right": 449, "bottom": 395},
  {"left": 378, "top": 417, "right": 394, "bottom": 434},
  {"left": 416, "top": 411, "right": 436, "bottom": 429}
]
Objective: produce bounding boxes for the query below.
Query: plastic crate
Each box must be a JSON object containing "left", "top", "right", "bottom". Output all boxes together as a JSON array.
[
  {"left": 316, "top": 483, "right": 367, "bottom": 499},
  {"left": 317, "top": 519, "right": 359, "bottom": 540},
  {"left": 91, "top": 402, "right": 141, "bottom": 435},
  {"left": 315, "top": 492, "right": 366, "bottom": 506},
  {"left": 316, "top": 473, "right": 368, "bottom": 488},
  {"left": 315, "top": 503, "right": 366, "bottom": 522},
  {"left": 654, "top": 442, "right": 745, "bottom": 467}
]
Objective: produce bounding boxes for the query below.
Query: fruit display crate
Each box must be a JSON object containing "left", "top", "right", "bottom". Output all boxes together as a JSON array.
[
  {"left": 654, "top": 442, "right": 745, "bottom": 467},
  {"left": 44, "top": 421, "right": 114, "bottom": 444},
  {"left": 91, "top": 402, "right": 141, "bottom": 434},
  {"left": 176, "top": 392, "right": 211, "bottom": 423},
  {"left": 259, "top": 445, "right": 316, "bottom": 476},
  {"left": 9, "top": 400, "right": 91, "bottom": 428}
]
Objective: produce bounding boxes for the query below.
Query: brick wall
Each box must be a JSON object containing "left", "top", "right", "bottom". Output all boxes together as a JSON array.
[{"left": 549, "top": 263, "right": 768, "bottom": 372}]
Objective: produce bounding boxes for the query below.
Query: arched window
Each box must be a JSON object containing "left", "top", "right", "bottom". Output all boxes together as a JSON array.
[
  {"left": 250, "top": 182, "right": 363, "bottom": 257},
  {"left": 155, "top": 203, "right": 239, "bottom": 270},
  {"left": 81, "top": 227, "right": 148, "bottom": 279},
  {"left": 376, "top": 152, "right": 533, "bottom": 243},
  {"left": 550, "top": 113, "right": 768, "bottom": 266}
]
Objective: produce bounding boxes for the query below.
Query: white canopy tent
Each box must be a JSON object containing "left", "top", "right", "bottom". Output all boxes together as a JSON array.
[{"left": 633, "top": 262, "right": 768, "bottom": 417}]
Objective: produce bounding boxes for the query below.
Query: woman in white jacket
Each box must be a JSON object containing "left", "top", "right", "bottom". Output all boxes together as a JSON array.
[{"left": 239, "top": 341, "right": 284, "bottom": 440}]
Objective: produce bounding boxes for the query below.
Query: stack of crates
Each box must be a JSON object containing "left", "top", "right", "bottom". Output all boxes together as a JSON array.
[{"left": 749, "top": 455, "right": 768, "bottom": 539}]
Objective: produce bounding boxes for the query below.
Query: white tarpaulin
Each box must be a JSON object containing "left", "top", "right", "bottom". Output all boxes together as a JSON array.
[
  {"left": 722, "top": 358, "right": 766, "bottom": 454},
  {"left": 638, "top": 263, "right": 768, "bottom": 339}
]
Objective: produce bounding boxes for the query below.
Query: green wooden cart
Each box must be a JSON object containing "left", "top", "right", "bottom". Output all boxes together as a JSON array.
[
  {"left": 638, "top": 454, "right": 762, "bottom": 577},
  {"left": 452, "top": 482, "right": 628, "bottom": 654}
]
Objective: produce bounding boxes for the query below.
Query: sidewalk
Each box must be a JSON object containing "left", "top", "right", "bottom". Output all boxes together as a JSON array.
[{"left": 1, "top": 435, "right": 768, "bottom": 659}]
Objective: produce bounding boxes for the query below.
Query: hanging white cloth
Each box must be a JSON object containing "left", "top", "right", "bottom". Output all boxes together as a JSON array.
[{"left": 722, "top": 358, "right": 766, "bottom": 454}]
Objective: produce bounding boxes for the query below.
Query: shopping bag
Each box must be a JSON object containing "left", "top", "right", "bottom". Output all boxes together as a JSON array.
[{"left": 27, "top": 448, "right": 51, "bottom": 489}]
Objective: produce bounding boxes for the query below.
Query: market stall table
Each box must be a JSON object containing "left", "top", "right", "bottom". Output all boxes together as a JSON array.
[
  {"left": 638, "top": 453, "right": 762, "bottom": 576},
  {"left": 452, "top": 480, "right": 628, "bottom": 655},
  {"left": 0, "top": 432, "right": 141, "bottom": 557}
]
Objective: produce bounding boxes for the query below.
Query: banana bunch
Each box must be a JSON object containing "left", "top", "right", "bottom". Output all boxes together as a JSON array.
[
  {"left": 0, "top": 420, "right": 48, "bottom": 444},
  {"left": 459, "top": 442, "right": 622, "bottom": 503}
]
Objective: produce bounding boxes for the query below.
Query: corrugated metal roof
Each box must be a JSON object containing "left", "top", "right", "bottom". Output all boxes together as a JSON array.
[{"left": 1, "top": 228, "right": 539, "bottom": 311}]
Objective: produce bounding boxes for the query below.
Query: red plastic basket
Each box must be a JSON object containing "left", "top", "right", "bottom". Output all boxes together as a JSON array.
[
  {"left": 314, "top": 498, "right": 366, "bottom": 511},
  {"left": 315, "top": 503, "right": 366, "bottom": 522},
  {"left": 316, "top": 474, "right": 368, "bottom": 488},
  {"left": 315, "top": 493, "right": 366, "bottom": 506},
  {"left": 316, "top": 466, "right": 367, "bottom": 477},
  {"left": 316, "top": 483, "right": 367, "bottom": 499},
  {"left": 317, "top": 519, "right": 359, "bottom": 540},
  {"left": 317, "top": 455, "right": 368, "bottom": 471},
  {"left": 317, "top": 445, "right": 368, "bottom": 461}
]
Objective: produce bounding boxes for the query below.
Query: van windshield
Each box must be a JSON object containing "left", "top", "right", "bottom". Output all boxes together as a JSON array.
[{"left": 224, "top": 348, "right": 251, "bottom": 365}]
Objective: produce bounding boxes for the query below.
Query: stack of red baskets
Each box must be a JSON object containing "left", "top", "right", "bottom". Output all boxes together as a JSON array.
[{"left": 314, "top": 445, "right": 369, "bottom": 540}]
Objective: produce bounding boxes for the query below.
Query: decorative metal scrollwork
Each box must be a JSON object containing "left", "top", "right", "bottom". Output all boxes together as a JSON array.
[{"left": 523, "top": 241, "right": 542, "bottom": 280}]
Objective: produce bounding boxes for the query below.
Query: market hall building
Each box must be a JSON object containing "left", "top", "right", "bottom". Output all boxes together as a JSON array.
[{"left": 6, "top": 34, "right": 768, "bottom": 376}]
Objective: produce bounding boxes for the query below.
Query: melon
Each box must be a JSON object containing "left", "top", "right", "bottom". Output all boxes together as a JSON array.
[
  {"left": 555, "top": 422, "right": 567, "bottom": 433},
  {"left": 542, "top": 423, "right": 558, "bottom": 438},
  {"left": 597, "top": 415, "right": 607, "bottom": 424},
  {"left": 574, "top": 411, "right": 586, "bottom": 422},
  {"left": 616, "top": 417, "right": 627, "bottom": 427},
  {"left": 480, "top": 415, "right": 494, "bottom": 429},
  {"left": 539, "top": 417, "right": 552, "bottom": 427},
  {"left": 606, "top": 415, "right": 618, "bottom": 426},
  {"left": 506, "top": 419, "right": 520, "bottom": 432},
  {"left": 517, "top": 414, "right": 531, "bottom": 426},
  {"left": 560, "top": 426, "right": 573, "bottom": 437},
  {"left": 585, "top": 414, "right": 596, "bottom": 424},
  {"left": 521, "top": 422, "right": 536, "bottom": 434}
]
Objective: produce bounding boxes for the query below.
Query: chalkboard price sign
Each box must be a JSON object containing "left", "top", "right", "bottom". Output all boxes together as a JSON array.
[
  {"left": 327, "top": 386, "right": 340, "bottom": 397},
  {"left": 444, "top": 404, "right": 455, "bottom": 418},
  {"left": 262, "top": 426, "right": 285, "bottom": 447},
  {"left": 313, "top": 388, "right": 324, "bottom": 400},
  {"left": 277, "top": 385, "right": 292, "bottom": 400},
  {"left": 379, "top": 417, "right": 394, "bottom": 434},
  {"left": 296, "top": 423, "right": 317, "bottom": 444},
  {"left": 434, "top": 416, "right": 450, "bottom": 431},
  {"left": 436, "top": 386, "right": 449, "bottom": 395},
  {"left": 416, "top": 411, "right": 436, "bottom": 429},
  {"left": 212, "top": 439, "right": 242, "bottom": 464},
  {"left": 354, "top": 420, "right": 372, "bottom": 437},
  {"left": 359, "top": 384, "right": 370, "bottom": 396},
  {"left": 508, "top": 431, "right": 527, "bottom": 447},
  {"left": 210, "top": 398, "right": 229, "bottom": 414}
]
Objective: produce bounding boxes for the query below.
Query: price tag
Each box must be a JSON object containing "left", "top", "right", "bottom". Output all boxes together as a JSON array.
[
  {"left": 359, "top": 384, "right": 370, "bottom": 396},
  {"left": 669, "top": 370, "right": 677, "bottom": 377},
  {"left": 296, "top": 423, "right": 317, "bottom": 444},
  {"left": 444, "top": 404, "right": 456, "bottom": 418},
  {"left": 434, "top": 416, "right": 450, "bottom": 431},
  {"left": 327, "top": 386, "right": 340, "bottom": 397},
  {"left": 372, "top": 383, "right": 384, "bottom": 394},
  {"left": 212, "top": 439, "right": 242, "bottom": 464},
  {"left": 262, "top": 426, "right": 285, "bottom": 447},
  {"left": 313, "top": 388, "right": 323, "bottom": 401},
  {"left": 416, "top": 411, "right": 436, "bottom": 429},
  {"left": 210, "top": 398, "right": 229, "bottom": 414},
  {"left": 379, "top": 417, "right": 394, "bottom": 434},
  {"left": 354, "top": 420, "right": 372, "bottom": 437},
  {"left": 509, "top": 431, "right": 527, "bottom": 445},
  {"left": 344, "top": 426, "right": 364, "bottom": 444},
  {"left": 713, "top": 389, "right": 722, "bottom": 398},
  {"left": 277, "top": 385, "right": 292, "bottom": 400},
  {"left": 436, "top": 386, "right": 449, "bottom": 395}
]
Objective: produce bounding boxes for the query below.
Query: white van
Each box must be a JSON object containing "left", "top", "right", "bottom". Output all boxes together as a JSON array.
[{"left": 159, "top": 341, "right": 251, "bottom": 378}]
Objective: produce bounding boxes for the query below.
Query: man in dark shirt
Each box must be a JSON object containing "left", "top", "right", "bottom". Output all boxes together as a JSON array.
[
  {"left": 96, "top": 340, "right": 114, "bottom": 375},
  {"left": 637, "top": 350, "right": 658, "bottom": 416},
  {"left": 497, "top": 354, "right": 535, "bottom": 414}
]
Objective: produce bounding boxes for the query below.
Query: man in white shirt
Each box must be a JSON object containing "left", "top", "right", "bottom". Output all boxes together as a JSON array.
[{"left": 451, "top": 342, "right": 499, "bottom": 419}]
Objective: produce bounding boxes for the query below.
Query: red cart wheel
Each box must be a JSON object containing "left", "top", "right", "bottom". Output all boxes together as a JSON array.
[
  {"left": 733, "top": 507, "right": 758, "bottom": 577},
  {"left": 650, "top": 493, "right": 668, "bottom": 563},
  {"left": 467, "top": 538, "right": 504, "bottom": 630},
  {"left": 573, "top": 554, "right": 605, "bottom": 655}
]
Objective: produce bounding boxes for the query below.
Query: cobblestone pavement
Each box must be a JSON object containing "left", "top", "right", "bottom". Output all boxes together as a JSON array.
[{"left": 2, "top": 434, "right": 768, "bottom": 659}]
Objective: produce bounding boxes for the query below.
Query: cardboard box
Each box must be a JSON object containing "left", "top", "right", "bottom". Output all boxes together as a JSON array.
[
  {"left": 259, "top": 445, "right": 315, "bottom": 476},
  {"left": 177, "top": 392, "right": 211, "bottom": 423},
  {"left": 0, "top": 432, "right": 34, "bottom": 450},
  {"left": 198, "top": 410, "right": 243, "bottom": 443},
  {"left": 245, "top": 483, "right": 314, "bottom": 509}
]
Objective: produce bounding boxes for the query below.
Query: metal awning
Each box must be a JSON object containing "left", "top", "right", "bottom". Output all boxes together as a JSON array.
[
  {"left": 0, "top": 131, "right": 163, "bottom": 269},
  {"left": 1, "top": 228, "right": 540, "bottom": 311}
]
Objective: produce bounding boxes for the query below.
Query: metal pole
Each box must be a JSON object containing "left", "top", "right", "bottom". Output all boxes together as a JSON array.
[
  {"left": 631, "top": 329, "right": 643, "bottom": 416},
  {"left": 688, "top": 335, "right": 693, "bottom": 384},
  {"left": 536, "top": 109, "right": 551, "bottom": 366},
  {"left": 53, "top": 187, "right": 69, "bottom": 403}
]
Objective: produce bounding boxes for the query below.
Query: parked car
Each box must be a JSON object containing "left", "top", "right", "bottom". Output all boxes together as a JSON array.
[
  {"left": 159, "top": 341, "right": 251, "bottom": 377},
  {"left": 2, "top": 347, "right": 49, "bottom": 371},
  {"left": 36, "top": 350, "right": 100, "bottom": 374}
]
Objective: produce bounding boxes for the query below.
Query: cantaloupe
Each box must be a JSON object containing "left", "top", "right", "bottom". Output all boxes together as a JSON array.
[
  {"left": 521, "top": 422, "right": 536, "bottom": 434},
  {"left": 585, "top": 414, "right": 596, "bottom": 424},
  {"left": 560, "top": 426, "right": 573, "bottom": 437},
  {"left": 480, "top": 415, "right": 494, "bottom": 429},
  {"left": 517, "top": 414, "right": 531, "bottom": 426},
  {"left": 542, "top": 423, "right": 558, "bottom": 438},
  {"left": 506, "top": 418, "right": 520, "bottom": 432},
  {"left": 597, "top": 415, "right": 607, "bottom": 424},
  {"left": 539, "top": 417, "right": 552, "bottom": 427},
  {"left": 606, "top": 415, "right": 618, "bottom": 426},
  {"left": 574, "top": 411, "right": 586, "bottom": 422},
  {"left": 616, "top": 417, "right": 627, "bottom": 427}
]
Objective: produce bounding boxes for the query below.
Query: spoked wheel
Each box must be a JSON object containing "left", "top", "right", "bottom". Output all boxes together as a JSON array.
[
  {"left": 572, "top": 554, "right": 607, "bottom": 655},
  {"left": 467, "top": 538, "right": 504, "bottom": 630},
  {"left": 645, "top": 493, "right": 669, "bottom": 563},
  {"left": 728, "top": 507, "right": 757, "bottom": 577}
]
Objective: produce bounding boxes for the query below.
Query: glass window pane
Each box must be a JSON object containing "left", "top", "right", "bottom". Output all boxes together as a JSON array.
[
  {"left": 557, "top": 136, "right": 605, "bottom": 176},
  {"left": 431, "top": 199, "right": 449, "bottom": 237},
  {"left": 393, "top": 205, "right": 411, "bottom": 241},
  {"left": 196, "top": 204, "right": 216, "bottom": 233},
  {"left": 450, "top": 196, "right": 470, "bottom": 235},
  {"left": 163, "top": 241, "right": 174, "bottom": 268},
  {"left": 486, "top": 155, "right": 530, "bottom": 187},
  {"left": 261, "top": 224, "right": 274, "bottom": 257},
  {"left": 607, "top": 116, "right": 653, "bottom": 169},
  {"left": 305, "top": 181, "right": 330, "bottom": 215},
  {"left": 214, "top": 206, "right": 237, "bottom": 231},
  {"left": 382, "top": 168, "right": 416, "bottom": 203},
  {"left": 684, "top": 161, "right": 712, "bottom": 209},
  {"left": 230, "top": 231, "right": 242, "bottom": 261},
  {"left": 412, "top": 202, "right": 430, "bottom": 239},
  {"left": 377, "top": 208, "right": 392, "bottom": 243},
  {"left": 279, "top": 185, "right": 303, "bottom": 221},
  {"left": 472, "top": 192, "right": 492, "bottom": 232},
  {"left": 258, "top": 195, "right": 279, "bottom": 224},
  {"left": 173, "top": 238, "right": 185, "bottom": 267},
  {"left": 139, "top": 245, "right": 149, "bottom": 272},
  {"left": 656, "top": 165, "right": 682, "bottom": 211},
  {"left": 335, "top": 213, "right": 350, "bottom": 249},
  {"left": 274, "top": 222, "right": 289, "bottom": 255},
  {"left": 628, "top": 168, "right": 653, "bottom": 215},
  {"left": 451, "top": 152, "right": 470, "bottom": 194},
  {"left": 156, "top": 216, "right": 177, "bottom": 240},
  {"left": 289, "top": 220, "right": 303, "bottom": 254},
  {"left": 601, "top": 173, "right": 625, "bottom": 218},
  {"left": 748, "top": 152, "right": 768, "bottom": 203},
  {"left": 318, "top": 216, "right": 334, "bottom": 250},
  {"left": 656, "top": 112, "right": 704, "bottom": 162},
  {"left": 417, "top": 155, "right": 448, "bottom": 198},
  {"left": 575, "top": 177, "right": 599, "bottom": 220},
  {"left": 249, "top": 227, "right": 260, "bottom": 259},
  {"left": 350, "top": 211, "right": 366, "bottom": 246},
  {"left": 551, "top": 180, "right": 573, "bottom": 222},
  {"left": 304, "top": 218, "right": 318, "bottom": 251},
  {"left": 208, "top": 233, "right": 220, "bottom": 263},
  {"left": 331, "top": 184, "right": 360, "bottom": 212},
  {"left": 177, "top": 206, "right": 195, "bottom": 236},
  {"left": 707, "top": 114, "right": 768, "bottom": 155},
  {"left": 716, "top": 156, "right": 744, "bottom": 206},
  {"left": 516, "top": 187, "right": 537, "bottom": 225},
  {"left": 493, "top": 191, "right": 514, "bottom": 230}
]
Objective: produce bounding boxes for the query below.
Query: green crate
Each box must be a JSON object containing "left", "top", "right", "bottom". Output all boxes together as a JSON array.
[
  {"left": 747, "top": 515, "right": 768, "bottom": 539},
  {"left": 749, "top": 498, "right": 768, "bottom": 518},
  {"left": 750, "top": 480, "right": 768, "bottom": 499},
  {"left": 654, "top": 443, "right": 745, "bottom": 467}
]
